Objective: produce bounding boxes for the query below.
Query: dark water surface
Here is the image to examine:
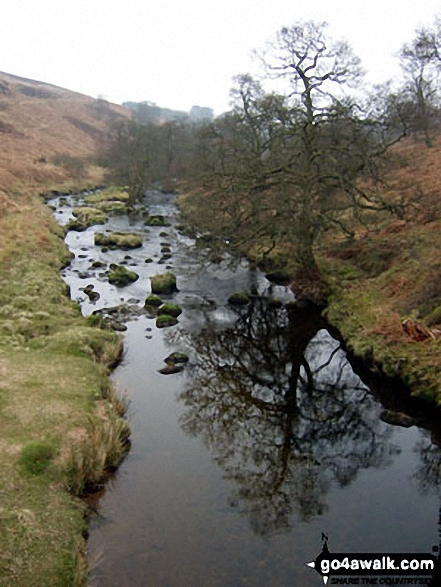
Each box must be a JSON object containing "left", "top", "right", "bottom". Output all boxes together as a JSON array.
[{"left": 51, "top": 191, "right": 441, "bottom": 587}]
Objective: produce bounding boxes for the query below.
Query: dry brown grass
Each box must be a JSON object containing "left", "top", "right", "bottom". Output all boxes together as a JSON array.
[{"left": 0, "top": 71, "right": 130, "bottom": 193}]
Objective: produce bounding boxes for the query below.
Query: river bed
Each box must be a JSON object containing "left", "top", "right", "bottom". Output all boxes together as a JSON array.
[{"left": 50, "top": 190, "right": 441, "bottom": 587}]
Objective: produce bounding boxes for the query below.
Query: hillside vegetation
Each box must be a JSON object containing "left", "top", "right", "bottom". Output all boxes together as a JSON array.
[
  {"left": 0, "top": 74, "right": 130, "bottom": 586},
  {"left": 0, "top": 70, "right": 129, "bottom": 193},
  {"left": 323, "top": 134, "right": 441, "bottom": 402}
]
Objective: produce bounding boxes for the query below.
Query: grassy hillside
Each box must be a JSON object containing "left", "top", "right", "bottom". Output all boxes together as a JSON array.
[
  {"left": 0, "top": 71, "right": 129, "bottom": 193},
  {"left": 322, "top": 133, "right": 441, "bottom": 403},
  {"left": 0, "top": 75, "right": 131, "bottom": 585}
]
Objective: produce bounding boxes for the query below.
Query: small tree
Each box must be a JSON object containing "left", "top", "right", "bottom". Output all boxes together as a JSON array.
[
  {"left": 51, "top": 153, "right": 87, "bottom": 190},
  {"left": 399, "top": 25, "right": 440, "bottom": 147},
  {"left": 99, "top": 120, "right": 154, "bottom": 207}
]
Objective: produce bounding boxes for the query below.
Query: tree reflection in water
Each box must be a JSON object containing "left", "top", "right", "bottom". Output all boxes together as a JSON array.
[{"left": 171, "top": 298, "right": 397, "bottom": 536}]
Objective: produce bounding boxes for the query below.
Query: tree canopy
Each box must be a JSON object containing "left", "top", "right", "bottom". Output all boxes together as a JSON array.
[{"left": 184, "top": 21, "right": 410, "bottom": 278}]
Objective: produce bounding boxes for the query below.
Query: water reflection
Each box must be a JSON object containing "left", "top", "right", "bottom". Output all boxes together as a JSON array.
[{"left": 174, "top": 298, "right": 397, "bottom": 536}]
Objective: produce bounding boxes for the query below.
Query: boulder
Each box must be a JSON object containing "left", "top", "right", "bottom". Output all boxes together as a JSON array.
[
  {"left": 108, "top": 265, "right": 139, "bottom": 287},
  {"left": 145, "top": 294, "right": 163, "bottom": 307},
  {"left": 156, "top": 314, "right": 178, "bottom": 328},
  {"left": 94, "top": 232, "right": 143, "bottom": 250},
  {"left": 144, "top": 215, "right": 169, "bottom": 227},
  {"left": 157, "top": 303, "right": 182, "bottom": 317},
  {"left": 151, "top": 272, "right": 177, "bottom": 295}
]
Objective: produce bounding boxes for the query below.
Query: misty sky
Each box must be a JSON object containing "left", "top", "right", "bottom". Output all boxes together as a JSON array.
[{"left": 2, "top": 0, "right": 440, "bottom": 115}]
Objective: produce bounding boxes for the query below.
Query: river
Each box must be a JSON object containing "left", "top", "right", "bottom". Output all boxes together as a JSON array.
[{"left": 50, "top": 190, "right": 441, "bottom": 587}]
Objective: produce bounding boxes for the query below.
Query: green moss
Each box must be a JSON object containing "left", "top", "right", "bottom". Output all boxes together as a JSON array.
[
  {"left": 145, "top": 294, "right": 163, "bottom": 307},
  {"left": 157, "top": 303, "right": 182, "bottom": 317},
  {"left": 19, "top": 441, "right": 56, "bottom": 475},
  {"left": 151, "top": 272, "right": 177, "bottom": 294},
  {"left": 67, "top": 206, "right": 107, "bottom": 231},
  {"left": 108, "top": 265, "right": 139, "bottom": 287},
  {"left": 84, "top": 187, "right": 130, "bottom": 204},
  {"left": 144, "top": 214, "right": 170, "bottom": 226},
  {"left": 156, "top": 314, "right": 178, "bottom": 328},
  {"left": 425, "top": 304, "right": 441, "bottom": 327},
  {"left": 94, "top": 201, "right": 127, "bottom": 214},
  {"left": 0, "top": 193, "right": 128, "bottom": 586},
  {"left": 94, "top": 231, "right": 143, "bottom": 250}
]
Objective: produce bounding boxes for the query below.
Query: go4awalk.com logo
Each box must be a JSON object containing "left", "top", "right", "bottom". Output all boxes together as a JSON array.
[{"left": 306, "top": 535, "right": 441, "bottom": 585}]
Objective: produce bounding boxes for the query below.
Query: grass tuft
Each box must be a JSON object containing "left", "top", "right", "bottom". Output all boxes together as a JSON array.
[{"left": 19, "top": 441, "right": 56, "bottom": 475}]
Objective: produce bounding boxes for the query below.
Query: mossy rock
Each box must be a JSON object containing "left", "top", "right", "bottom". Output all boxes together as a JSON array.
[
  {"left": 90, "top": 260, "right": 106, "bottom": 269},
  {"left": 65, "top": 219, "right": 89, "bottom": 232},
  {"left": 228, "top": 292, "right": 250, "bottom": 306},
  {"left": 95, "top": 201, "right": 127, "bottom": 214},
  {"left": 145, "top": 258, "right": 154, "bottom": 263},
  {"left": 145, "top": 294, "right": 163, "bottom": 307},
  {"left": 156, "top": 314, "right": 178, "bottom": 328},
  {"left": 157, "top": 303, "right": 182, "bottom": 317},
  {"left": 84, "top": 188, "right": 130, "bottom": 204},
  {"left": 144, "top": 215, "right": 169, "bottom": 227},
  {"left": 66, "top": 206, "right": 108, "bottom": 231},
  {"left": 70, "top": 206, "right": 107, "bottom": 226},
  {"left": 108, "top": 265, "right": 139, "bottom": 287},
  {"left": 151, "top": 272, "right": 177, "bottom": 295},
  {"left": 94, "top": 232, "right": 143, "bottom": 250},
  {"left": 83, "top": 284, "right": 100, "bottom": 301}
]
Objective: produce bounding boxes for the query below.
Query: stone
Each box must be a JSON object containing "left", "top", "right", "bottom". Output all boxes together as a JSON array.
[
  {"left": 165, "top": 352, "right": 189, "bottom": 364},
  {"left": 157, "top": 303, "right": 182, "bottom": 317},
  {"left": 108, "top": 265, "right": 139, "bottom": 287},
  {"left": 156, "top": 314, "right": 178, "bottom": 328},
  {"left": 94, "top": 232, "right": 143, "bottom": 250},
  {"left": 145, "top": 294, "right": 163, "bottom": 307},
  {"left": 151, "top": 272, "right": 177, "bottom": 295}
]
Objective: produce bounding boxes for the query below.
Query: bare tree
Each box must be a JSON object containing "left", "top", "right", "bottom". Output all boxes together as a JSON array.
[
  {"left": 186, "top": 22, "right": 405, "bottom": 288},
  {"left": 399, "top": 25, "right": 441, "bottom": 147}
]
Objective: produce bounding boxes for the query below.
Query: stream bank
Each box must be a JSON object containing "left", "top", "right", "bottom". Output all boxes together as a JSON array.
[{"left": 0, "top": 190, "right": 128, "bottom": 587}]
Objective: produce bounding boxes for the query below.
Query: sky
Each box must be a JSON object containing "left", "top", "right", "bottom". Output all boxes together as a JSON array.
[{"left": 1, "top": 0, "right": 440, "bottom": 116}]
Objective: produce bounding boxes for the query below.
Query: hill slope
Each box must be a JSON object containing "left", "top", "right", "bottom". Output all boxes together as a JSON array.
[{"left": 0, "top": 71, "right": 130, "bottom": 192}]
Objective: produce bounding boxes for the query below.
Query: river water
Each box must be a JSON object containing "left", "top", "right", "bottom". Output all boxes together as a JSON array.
[{"left": 50, "top": 191, "right": 441, "bottom": 587}]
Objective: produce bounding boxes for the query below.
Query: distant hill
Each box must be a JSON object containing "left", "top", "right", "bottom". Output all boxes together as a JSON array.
[
  {"left": 123, "top": 100, "right": 214, "bottom": 124},
  {"left": 0, "top": 71, "right": 131, "bottom": 191}
]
